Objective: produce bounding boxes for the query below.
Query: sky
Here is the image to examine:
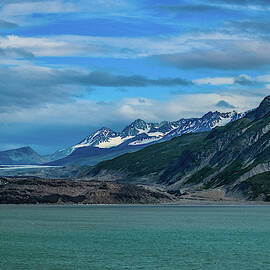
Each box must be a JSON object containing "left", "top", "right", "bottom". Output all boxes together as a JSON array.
[{"left": 0, "top": 0, "right": 270, "bottom": 154}]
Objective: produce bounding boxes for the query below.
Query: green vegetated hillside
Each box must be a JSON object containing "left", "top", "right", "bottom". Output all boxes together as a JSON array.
[{"left": 85, "top": 96, "right": 270, "bottom": 201}]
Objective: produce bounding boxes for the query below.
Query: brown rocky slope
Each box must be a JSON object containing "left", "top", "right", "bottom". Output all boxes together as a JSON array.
[{"left": 0, "top": 177, "right": 172, "bottom": 204}]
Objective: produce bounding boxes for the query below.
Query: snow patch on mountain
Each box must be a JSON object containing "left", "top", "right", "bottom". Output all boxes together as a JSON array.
[
  {"left": 137, "top": 126, "right": 151, "bottom": 135},
  {"left": 46, "top": 110, "right": 246, "bottom": 162},
  {"left": 213, "top": 116, "right": 232, "bottom": 127},
  {"left": 74, "top": 111, "right": 245, "bottom": 150},
  {"left": 96, "top": 136, "right": 134, "bottom": 149},
  {"left": 129, "top": 137, "right": 161, "bottom": 146},
  {"left": 147, "top": 132, "right": 165, "bottom": 137}
]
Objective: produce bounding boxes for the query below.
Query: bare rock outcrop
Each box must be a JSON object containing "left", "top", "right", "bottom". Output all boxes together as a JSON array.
[{"left": 0, "top": 177, "right": 172, "bottom": 204}]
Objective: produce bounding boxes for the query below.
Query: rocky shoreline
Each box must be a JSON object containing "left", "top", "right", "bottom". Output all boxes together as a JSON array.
[
  {"left": 1, "top": 177, "right": 269, "bottom": 205},
  {"left": 0, "top": 177, "right": 173, "bottom": 204}
]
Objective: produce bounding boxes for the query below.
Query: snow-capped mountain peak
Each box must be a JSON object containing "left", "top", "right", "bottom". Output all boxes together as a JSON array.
[
  {"left": 121, "top": 119, "right": 150, "bottom": 137},
  {"left": 46, "top": 110, "right": 246, "bottom": 163},
  {"left": 75, "top": 111, "right": 245, "bottom": 150},
  {"left": 73, "top": 127, "right": 119, "bottom": 149}
]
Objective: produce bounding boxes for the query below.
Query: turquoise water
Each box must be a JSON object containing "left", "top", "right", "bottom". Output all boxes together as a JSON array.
[
  {"left": 0, "top": 165, "right": 60, "bottom": 170},
  {"left": 0, "top": 205, "right": 270, "bottom": 270}
]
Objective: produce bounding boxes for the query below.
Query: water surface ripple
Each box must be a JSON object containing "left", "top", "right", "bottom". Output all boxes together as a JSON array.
[{"left": 0, "top": 205, "right": 269, "bottom": 270}]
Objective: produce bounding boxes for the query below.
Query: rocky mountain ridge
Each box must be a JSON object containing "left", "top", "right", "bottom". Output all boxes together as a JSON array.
[
  {"left": 84, "top": 96, "right": 270, "bottom": 201},
  {"left": 47, "top": 110, "right": 244, "bottom": 166},
  {"left": 0, "top": 110, "right": 245, "bottom": 166}
]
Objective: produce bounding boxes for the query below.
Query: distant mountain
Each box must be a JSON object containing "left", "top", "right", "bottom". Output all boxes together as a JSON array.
[
  {"left": 48, "top": 110, "right": 244, "bottom": 166},
  {"left": 0, "top": 110, "right": 245, "bottom": 166},
  {"left": 84, "top": 96, "right": 270, "bottom": 201},
  {"left": 0, "top": 147, "right": 48, "bottom": 165}
]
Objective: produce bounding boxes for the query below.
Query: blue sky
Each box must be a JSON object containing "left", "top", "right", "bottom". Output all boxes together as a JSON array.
[{"left": 0, "top": 0, "right": 270, "bottom": 154}]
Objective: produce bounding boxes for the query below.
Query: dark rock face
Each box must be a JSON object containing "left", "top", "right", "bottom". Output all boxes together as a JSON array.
[
  {"left": 121, "top": 119, "right": 149, "bottom": 137},
  {"left": 0, "top": 177, "right": 172, "bottom": 204},
  {"left": 246, "top": 96, "right": 270, "bottom": 121}
]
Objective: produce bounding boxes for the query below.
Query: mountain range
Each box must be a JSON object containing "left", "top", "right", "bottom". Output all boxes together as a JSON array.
[
  {"left": 45, "top": 110, "right": 244, "bottom": 166},
  {"left": 84, "top": 95, "right": 270, "bottom": 201},
  {"left": 1, "top": 96, "right": 270, "bottom": 201},
  {"left": 0, "top": 110, "right": 244, "bottom": 166}
]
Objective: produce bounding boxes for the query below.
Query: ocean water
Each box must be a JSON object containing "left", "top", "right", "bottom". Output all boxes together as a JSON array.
[{"left": 0, "top": 205, "right": 270, "bottom": 270}]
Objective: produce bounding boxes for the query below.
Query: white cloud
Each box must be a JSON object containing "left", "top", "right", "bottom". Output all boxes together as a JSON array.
[
  {"left": 0, "top": 90, "right": 263, "bottom": 153},
  {"left": 0, "top": 32, "right": 265, "bottom": 59},
  {"left": 0, "top": 35, "right": 84, "bottom": 57},
  {"left": 0, "top": 1, "right": 78, "bottom": 18},
  {"left": 0, "top": 93, "right": 261, "bottom": 127},
  {"left": 193, "top": 77, "right": 235, "bottom": 85},
  {"left": 193, "top": 74, "right": 256, "bottom": 86},
  {"left": 0, "top": 0, "right": 132, "bottom": 26},
  {"left": 257, "top": 74, "right": 270, "bottom": 83}
]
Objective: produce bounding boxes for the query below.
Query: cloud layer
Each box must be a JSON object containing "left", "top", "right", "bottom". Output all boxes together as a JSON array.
[
  {"left": 0, "top": 91, "right": 262, "bottom": 152},
  {"left": 0, "top": 65, "right": 192, "bottom": 111},
  {"left": 0, "top": 0, "right": 268, "bottom": 153}
]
